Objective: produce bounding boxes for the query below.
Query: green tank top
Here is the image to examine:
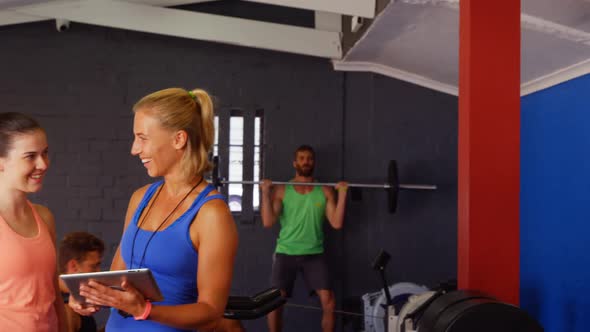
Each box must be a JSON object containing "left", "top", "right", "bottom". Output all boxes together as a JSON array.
[{"left": 276, "top": 184, "right": 326, "bottom": 255}]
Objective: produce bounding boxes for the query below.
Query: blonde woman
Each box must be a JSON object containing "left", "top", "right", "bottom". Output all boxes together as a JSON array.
[{"left": 72, "top": 88, "right": 239, "bottom": 331}]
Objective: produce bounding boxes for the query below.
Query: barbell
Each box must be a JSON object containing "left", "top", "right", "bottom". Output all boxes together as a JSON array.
[{"left": 211, "top": 156, "right": 436, "bottom": 213}]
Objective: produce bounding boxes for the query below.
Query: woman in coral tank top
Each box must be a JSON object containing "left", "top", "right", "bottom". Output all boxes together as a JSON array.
[{"left": 0, "top": 112, "right": 66, "bottom": 332}]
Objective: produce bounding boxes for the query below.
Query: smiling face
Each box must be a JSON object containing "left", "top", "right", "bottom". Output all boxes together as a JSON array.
[
  {"left": 0, "top": 129, "right": 49, "bottom": 193},
  {"left": 131, "top": 109, "right": 183, "bottom": 178}
]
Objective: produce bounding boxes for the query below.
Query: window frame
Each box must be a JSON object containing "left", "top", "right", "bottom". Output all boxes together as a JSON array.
[{"left": 213, "top": 108, "right": 264, "bottom": 222}]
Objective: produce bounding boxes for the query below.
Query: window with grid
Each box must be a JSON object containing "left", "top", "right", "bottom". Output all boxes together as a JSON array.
[{"left": 213, "top": 109, "right": 263, "bottom": 214}]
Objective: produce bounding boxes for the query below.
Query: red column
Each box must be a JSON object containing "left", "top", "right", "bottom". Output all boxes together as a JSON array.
[{"left": 458, "top": 1, "right": 520, "bottom": 305}]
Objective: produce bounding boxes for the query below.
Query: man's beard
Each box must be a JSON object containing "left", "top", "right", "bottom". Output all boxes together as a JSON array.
[{"left": 295, "top": 165, "right": 314, "bottom": 177}]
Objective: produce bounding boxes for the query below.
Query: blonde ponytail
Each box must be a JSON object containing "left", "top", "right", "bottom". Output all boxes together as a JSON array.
[
  {"left": 132, "top": 87, "right": 216, "bottom": 181},
  {"left": 188, "top": 88, "right": 215, "bottom": 175}
]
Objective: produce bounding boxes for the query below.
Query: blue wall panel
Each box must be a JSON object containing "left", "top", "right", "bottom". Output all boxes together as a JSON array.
[{"left": 521, "top": 74, "right": 590, "bottom": 332}]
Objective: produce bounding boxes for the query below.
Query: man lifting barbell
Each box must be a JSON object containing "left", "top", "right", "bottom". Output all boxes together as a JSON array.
[
  {"left": 260, "top": 145, "right": 348, "bottom": 332},
  {"left": 209, "top": 146, "right": 437, "bottom": 331}
]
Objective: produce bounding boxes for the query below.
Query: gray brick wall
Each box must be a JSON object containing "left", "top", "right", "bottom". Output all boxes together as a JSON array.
[{"left": 1, "top": 18, "right": 457, "bottom": 332}]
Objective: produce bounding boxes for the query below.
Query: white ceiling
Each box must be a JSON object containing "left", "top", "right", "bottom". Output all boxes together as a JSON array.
[
  {"left": 333, "top": 0, "right": 590, "bottom": 96},
  {"left": 1, "top": 0, "right": 589, "bottom": 96}
]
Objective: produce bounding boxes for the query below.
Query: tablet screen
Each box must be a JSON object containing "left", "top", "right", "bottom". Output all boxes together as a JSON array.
[{"left": 60, "top": 268, "right": 164, "bottom": 304}]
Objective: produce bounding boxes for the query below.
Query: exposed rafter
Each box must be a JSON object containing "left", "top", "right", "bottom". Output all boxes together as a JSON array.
[
  {"left": 242, "top": 0, "right": 377, "bottom": 18},
  {"left": 8, "top": 0, "right": 342, "bottom": 58},
  {"left": 0, "top": 9, "right": 45, "bottom": 25},
  {"left": 0, "top": 0, "right": 220, "bottom": 26},
  {"left": 244, "top": 0, "right": 377, "bottom": 18},
  {"left": 126, "top": 0, "right": 218, "bottom": 5}
]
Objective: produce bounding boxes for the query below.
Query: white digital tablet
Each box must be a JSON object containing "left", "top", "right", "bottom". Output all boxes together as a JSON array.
[{"left": 60, "top": 268, "right": 164, "bottom": 304}]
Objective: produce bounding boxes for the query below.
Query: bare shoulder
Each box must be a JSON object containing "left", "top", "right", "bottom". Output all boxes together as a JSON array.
[
  {"left": 132, "top": 183, "right": 152, "bottom": 200},
  {"left": 127, "top": 183, "right": 152, "bottom": 208},
  {"left": 32, "top": 204, "right": 55, "bottom": 228},
  {"left": 196, "top": 197, "right": 233, "bottom": 226},
  {"left": 32, "top": 204, "right": 56, "bottom": 238},
  {"left": 192, "top": 197, "right": 237, "bottom": 247}
]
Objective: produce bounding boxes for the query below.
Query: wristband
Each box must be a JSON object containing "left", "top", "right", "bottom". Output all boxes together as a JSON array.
[
  {"left": 337, "top": 187, "right": 348, "bottom": 192},
  {"left": 134, "top": 300, "right": 152, "bottom": 321}
]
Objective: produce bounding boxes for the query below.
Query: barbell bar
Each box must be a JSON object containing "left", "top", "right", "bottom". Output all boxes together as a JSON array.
[
  {"left": 214, "top": 180, "right": 434, "bottom": 190},
  {"left": 211, "top": 156, "right": 436, "bottom": 214}
]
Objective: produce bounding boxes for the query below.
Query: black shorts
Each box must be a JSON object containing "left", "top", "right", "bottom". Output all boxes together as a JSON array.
[{"left": 271, "top": 253, "right": 331, "bottom": 297}]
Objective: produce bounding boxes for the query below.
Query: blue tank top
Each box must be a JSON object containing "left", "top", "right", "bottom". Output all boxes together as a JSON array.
[{"left": 106, "top": 181, "right": 224, "bottom": 332}]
